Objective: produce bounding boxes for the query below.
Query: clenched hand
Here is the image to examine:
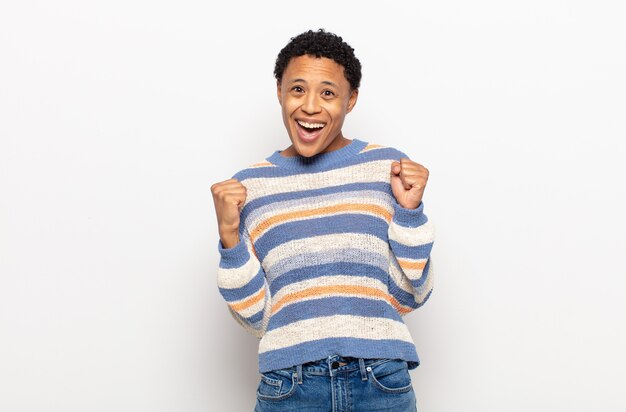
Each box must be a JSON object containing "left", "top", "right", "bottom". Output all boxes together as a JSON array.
[
  {"left": 211, "top": 178, "right": 247, "bottom": 248},
  {"left": 390, "top": 158, "right": 429, "bottom": 210}
]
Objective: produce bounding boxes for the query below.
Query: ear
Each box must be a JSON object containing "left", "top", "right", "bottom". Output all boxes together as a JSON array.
[
  {"left": 346, "top": 88, "right": 359, "bottom": 113},
  {"left": 276, "top": 80, "right": 283, "bottom": 106}
]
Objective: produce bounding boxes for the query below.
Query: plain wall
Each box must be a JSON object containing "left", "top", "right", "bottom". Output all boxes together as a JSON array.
[{"left": 1, "top": 1, "right": 625, "bottom": 411}]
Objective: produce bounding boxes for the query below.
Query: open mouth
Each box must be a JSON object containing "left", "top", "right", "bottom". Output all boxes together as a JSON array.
[{"left": 295, "top": 119, "right": 326, "bottom": 142}]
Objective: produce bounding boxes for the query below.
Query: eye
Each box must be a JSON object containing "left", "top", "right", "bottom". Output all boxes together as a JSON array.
[
  {"left": 322, "top": 90, "right": 335, "bottom": 97},
  {"left": 291, "top": 86, "right": 304, "bottom": 93}
]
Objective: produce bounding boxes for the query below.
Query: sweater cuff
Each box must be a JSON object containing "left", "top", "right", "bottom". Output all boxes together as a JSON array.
[
  {"left": 391, "top": 199, "right": 427, "bottom": 228},
  {"left": 217, "top": 237, "right": 251, "bottom": 268}
]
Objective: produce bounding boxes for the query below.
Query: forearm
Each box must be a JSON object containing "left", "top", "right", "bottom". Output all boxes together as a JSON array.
[
  {"left": 219, "top": 228, "right": 240, "bottom": 249},
  {"left": 387, "top": 199, "right": 436, "bottom": 307}
]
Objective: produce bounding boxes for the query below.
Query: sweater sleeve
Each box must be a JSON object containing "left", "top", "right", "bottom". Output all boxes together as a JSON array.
[
  {"left": 216, "top": 227, "right": 272, "bottom": 338},
  {"left": 387, "top": 197, "right": 435, "bottom": 316}
]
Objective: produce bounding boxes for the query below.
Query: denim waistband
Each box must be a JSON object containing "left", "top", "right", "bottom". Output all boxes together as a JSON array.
[{"left": 284, "top": 355, "right": 393, "bottom": 383}]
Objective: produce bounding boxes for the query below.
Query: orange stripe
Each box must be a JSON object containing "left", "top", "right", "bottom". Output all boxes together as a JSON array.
[
  {"left": 250, "top": 161, "right": 274, "bottom": 168},
  {"left": 229, "top": 286, "right": 265, "bottom": 312},
  {"left": 397, "top": 259, "right": 427, "bottom": 270},
  {"left": 361, "top": 143, "right": 384, "bottom": 152},
  {"left": 272, "top": 284, "right": 412, "bottom": 315},
  {"left": 250, "top": 203, "right": 392, "bottom": 243}
]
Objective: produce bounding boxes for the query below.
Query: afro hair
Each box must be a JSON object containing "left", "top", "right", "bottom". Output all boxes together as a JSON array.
[{"left": 274, "top": 29, "right": 362, "bottom": 90}]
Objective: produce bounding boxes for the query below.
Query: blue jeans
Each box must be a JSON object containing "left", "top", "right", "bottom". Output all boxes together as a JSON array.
[{"left": 254, "top": 355, "right": 418, "bottom": 411}]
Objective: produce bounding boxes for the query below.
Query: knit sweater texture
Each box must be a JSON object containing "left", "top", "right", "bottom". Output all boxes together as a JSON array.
[{"left": 216, "top": 138, "right": 435, "bottom": 373}]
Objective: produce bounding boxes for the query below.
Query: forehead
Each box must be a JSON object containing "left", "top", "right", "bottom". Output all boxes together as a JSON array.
[{"left": 282, "top": 55, "right": 349, "bottom": 87}]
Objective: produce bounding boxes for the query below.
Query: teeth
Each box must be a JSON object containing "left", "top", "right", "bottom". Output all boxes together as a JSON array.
[{"left": 297, "top": 120, "right": 325, "bottom": 129}]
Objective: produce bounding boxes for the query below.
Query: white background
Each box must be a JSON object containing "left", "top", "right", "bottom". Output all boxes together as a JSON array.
[{"left": 1, "top": 1, "right": 625, "bottom": 411}]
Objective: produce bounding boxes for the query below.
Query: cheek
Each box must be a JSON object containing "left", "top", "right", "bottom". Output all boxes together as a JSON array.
[
  {"left": 282, "top": 99, "right": 300, "bottom": 115},
  {"left": 326, "top": 104, "right": 347, "bottom": 123}
]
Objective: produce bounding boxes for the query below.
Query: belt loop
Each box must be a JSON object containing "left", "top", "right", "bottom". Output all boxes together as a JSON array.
[
  {"left": 327, "top": 355, "right": 334, "bottom": 378},
  {"left": 296, "top": 364, "right": 303, "bottom": 384},
  {"left": 359, "top": 358, "right": 368, "bottom": 381}
]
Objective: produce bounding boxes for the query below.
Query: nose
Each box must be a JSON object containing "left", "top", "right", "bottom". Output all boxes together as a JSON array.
[{"left": 301, "top": 93, "right": 322, "bottom": 115}]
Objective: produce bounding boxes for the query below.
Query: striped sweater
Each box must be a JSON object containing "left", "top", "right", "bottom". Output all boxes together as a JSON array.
[{"left": 216, "top": 138, "right": 435, "bottom": 373}]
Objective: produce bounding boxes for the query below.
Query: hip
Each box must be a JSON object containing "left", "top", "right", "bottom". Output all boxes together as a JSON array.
[{"left": 254, "top": 355, "right": 418, "bottom": 412}]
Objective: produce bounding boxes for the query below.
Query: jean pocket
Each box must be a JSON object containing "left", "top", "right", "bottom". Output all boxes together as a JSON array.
[
  {"left": 367, "top": 358, "right": 413, "bottom": 394},
  {"left": 256, "top": 369, "right": 298, "bottom": 401}
]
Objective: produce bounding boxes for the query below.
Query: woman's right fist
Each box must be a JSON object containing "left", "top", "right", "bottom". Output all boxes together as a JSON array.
[{"left": 210, "top": 178, "right": 247, "bottom": 248}]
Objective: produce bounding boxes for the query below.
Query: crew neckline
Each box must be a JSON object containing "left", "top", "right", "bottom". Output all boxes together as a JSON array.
[{"left": 266, "top": 138, "right": 368, "bottom": 171}]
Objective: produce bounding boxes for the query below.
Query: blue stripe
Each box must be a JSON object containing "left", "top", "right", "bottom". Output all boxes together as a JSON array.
[
  {"left": 255, "top": 213, "right": 389, "bottom": 261},
  {"left": 416, "top": 288, "right": 433, "bottom": 307},
  {"left": 409, "top": 258, "right": 432, "bottom": 289},
  {"left": 259, "top": 336, "right": 420, "bottom": 373},
  {"left": 218, "top": 268, "right": 265, "bottom": 301},
  {"left": 360, "top": 146, "right": 406, "bottom": 163},
  {"left": 387, "top": 276, "right": 420, "bottom": 310},
  {"left": 217, "top": 237, "right": 251, "bottom": 269},
  {"left": 388, "top": 240, "right": 434, "bottom": 260},
  {"left": 230, "top": 307, "right": 264, "bottom": 330},
  {"left": 247, "top": 308, "right": 264, "bottom": 325},
  {"left": 266, "top": 247, "right": 388, "bottom": 284},
  {"left": 269, "top": 261, "right": 389, "bottom": 296},
  {"left": 267, "top": 296, "right": 403, "bottom": 331},
  {"left": 392, "top": 200, "right": 428, "bottom": 227}
]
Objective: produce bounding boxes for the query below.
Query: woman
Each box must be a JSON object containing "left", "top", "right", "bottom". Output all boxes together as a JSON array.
[{"left": 211, "top": 29, "right": 435, "bottom": 411}]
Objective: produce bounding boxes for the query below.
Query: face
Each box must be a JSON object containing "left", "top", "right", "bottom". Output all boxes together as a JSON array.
[{"left": 277, "top": 55, "right": 358, "bottom": 157}]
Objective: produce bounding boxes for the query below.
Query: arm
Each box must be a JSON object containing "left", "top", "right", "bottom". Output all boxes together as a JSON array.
[
  {"left": 216, "top": 227, "right": 272, "bottom": 338},
  {"left": 387, "top": 195, "right": 436, "bottom": 315},
  {"left": 386, "top": 150, "right": 435, "bottom": 314}
]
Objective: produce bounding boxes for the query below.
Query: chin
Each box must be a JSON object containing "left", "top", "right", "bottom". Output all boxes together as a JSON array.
[
  {"left": 294, "top": 145, "right": 318, "bottom": 158},
  {"left": 288, "top": 136, "right": 317, "bottom": 155}
]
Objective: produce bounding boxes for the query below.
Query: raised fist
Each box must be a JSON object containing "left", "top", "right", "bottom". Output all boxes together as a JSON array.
[
  {"left": 210, "top": 178, "right": 247, "bottom": 248},
  {"left": 390, "top": 158, "right": 429, "bottom": 210}
]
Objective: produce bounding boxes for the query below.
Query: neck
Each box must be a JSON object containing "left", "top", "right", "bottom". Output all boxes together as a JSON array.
[{"left": 281, "top": 134, "right": 351, "bottom": 158}]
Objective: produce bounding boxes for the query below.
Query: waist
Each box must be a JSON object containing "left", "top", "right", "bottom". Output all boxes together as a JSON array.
[{"left": 289, "top": 355, "right": 393, "bottom": 376}]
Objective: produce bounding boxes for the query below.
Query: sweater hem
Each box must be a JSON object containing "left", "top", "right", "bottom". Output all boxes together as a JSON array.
[{"left": 258, "top": 337, "right": 421, "bottom": 373}]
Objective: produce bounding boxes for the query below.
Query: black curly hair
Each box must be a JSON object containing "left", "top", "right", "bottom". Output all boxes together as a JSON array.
[{"left": 274, "top": 29, "right": 362, "bottom": 90}]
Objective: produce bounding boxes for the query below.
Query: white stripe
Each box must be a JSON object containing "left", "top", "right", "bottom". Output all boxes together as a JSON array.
[
  {"left": 388, "top": 219, "right": 435, "bottom": 246},
  {"left": 388, "top": 256, "right": 417, "bottom": 296},
  {"left": 396, "top": 257, "right": 428, "bottom": 282},
  {"left": 243, "top": 159, "right": 393, "bottom": 202},
  {"left": 217, "top": 246, "right": 262, "bottom": 290},
  {"left": 259, "top": 314, "right": 415, "bottom": 353}
]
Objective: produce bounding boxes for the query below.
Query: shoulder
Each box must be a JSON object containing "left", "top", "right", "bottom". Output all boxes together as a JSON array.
[
  {"left": 357, "top": 140, "right": 411, "bottom": 161},
  {"left": 229, "top": 158, "right": 279, "bottom": 182}
]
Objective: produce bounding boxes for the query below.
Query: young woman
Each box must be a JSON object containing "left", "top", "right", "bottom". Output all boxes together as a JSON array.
[{"left": 211, "top": 29, "right": 435, "bottom": 412}]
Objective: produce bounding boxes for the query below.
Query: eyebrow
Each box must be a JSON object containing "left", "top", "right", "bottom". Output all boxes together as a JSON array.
[{"left": 290, "top": 78, "right": 339, "bottom": 88}]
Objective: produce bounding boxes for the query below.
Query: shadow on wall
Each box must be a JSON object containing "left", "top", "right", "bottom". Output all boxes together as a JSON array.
[{"left": 209, "top": 303, "right": 261, "bottom": 407}]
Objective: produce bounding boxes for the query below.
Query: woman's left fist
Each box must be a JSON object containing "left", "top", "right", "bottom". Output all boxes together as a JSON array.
[{"left": 390, "top": 158, "right": 429, "bottom": 209}]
